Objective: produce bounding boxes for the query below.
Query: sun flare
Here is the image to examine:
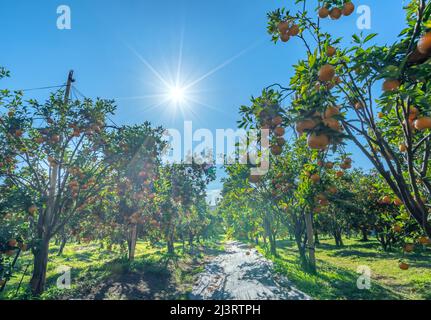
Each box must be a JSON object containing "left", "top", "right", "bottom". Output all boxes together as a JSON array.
[{"left": 169, "top": 86, "right": 186, "bottom": 104}]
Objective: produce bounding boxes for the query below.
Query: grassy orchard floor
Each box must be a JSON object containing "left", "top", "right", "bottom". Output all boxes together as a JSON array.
[
  {"left": 256, "top": 238, "right": 431, "bottom": 300},
  {"left": 1, "top": 239, "right": 224, "bottom": 300}
]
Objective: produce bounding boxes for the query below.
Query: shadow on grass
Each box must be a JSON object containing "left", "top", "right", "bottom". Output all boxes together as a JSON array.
[
  {"left": 263, "top": 239, "right": 405, "bottom": 300},
  {"left": 271, "top": 255, "right": 403, "bottom": 300},
  {"left": 45, "top": 242, "right": 217, "bottom": 300}
]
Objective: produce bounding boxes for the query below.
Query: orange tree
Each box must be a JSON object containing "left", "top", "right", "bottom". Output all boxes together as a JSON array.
[
  {"left": 154, "top": 161, "right": 215, "bottom": 255},
  {"left": 217, "top": 163, "right": 263, "bottom": 242},
  {"left": 266, "top": 0, "right": 431, "bottom": 238},
  {"left": 237, "top": 83, "right": 352, "bottom": 268},
  {"left": 104, "top": 124, "right": 165, "bottom": 261},
  {"left": 0, "top": 70, "right": 117, "bottom": 295}
]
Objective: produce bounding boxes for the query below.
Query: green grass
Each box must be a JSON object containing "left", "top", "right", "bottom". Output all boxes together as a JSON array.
[
  {"left": 257, "top": 238, "right": 431, "bottom": 300},
  {"left": 1, "top": 239, "right": 220, "bottom": 300}
]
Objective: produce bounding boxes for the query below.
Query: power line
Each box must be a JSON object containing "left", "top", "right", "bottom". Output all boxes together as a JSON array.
[
  {"left": 18, "top": 84, "right": 66, "bottom": 92},
  {"left": 72, "top": 84, "right": 120, "bottom": 128}
]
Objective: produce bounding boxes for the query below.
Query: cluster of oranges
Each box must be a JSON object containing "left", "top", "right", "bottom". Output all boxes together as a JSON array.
[
  {"left": 295, "top": 105, "right": 343, "bottom": 150},
  {"left": 318, "top": 2, "right": 355, "bottom": 20},
  {"left": 379, "top": 196, "right": 403, "bottom": 206},
  {"left": 277, "top": 19, "right": 300, "bottom": 43},
  {"left": 258, "top": 108, "right": 286, "bottom": 156}
]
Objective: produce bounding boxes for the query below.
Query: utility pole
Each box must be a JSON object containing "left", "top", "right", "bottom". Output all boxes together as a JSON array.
[
  {"left": 46, "top": 70, "right": 74, "bottom": 229},
  {"left": 64, "top": 70, "right": 74, "bottom": 105}
]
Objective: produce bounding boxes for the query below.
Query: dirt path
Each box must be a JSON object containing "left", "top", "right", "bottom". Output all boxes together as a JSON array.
[{"left": 190, "top": 241, "right": 310, "bottom": 300}]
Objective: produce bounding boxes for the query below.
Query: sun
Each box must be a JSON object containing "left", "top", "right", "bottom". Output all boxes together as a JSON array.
[{"left": 169, "top": 86, "right": 185, "bottom": 104}]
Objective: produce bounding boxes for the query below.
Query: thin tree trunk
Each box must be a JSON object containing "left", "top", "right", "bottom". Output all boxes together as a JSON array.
[
  {"left": 57, "top": 236, "right": 67, "bottom": 256},
  {"left": 167, "top": 232, "right": 175, "bottom": 255},
  {"left": 361, "top": 227, "right": 369, "bottom": 241},
  {"left": 30, "top": 236, "right": 50, "bottom": 295},
  {"left": 304, "top": 212, "right": 316, "bottom": 271},
  {"left": 128, "top": 224, "right": 138, "bottom": 261}
]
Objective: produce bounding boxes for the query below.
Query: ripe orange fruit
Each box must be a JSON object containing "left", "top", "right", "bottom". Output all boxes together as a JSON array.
[
  {"left": 323, "top": 118, "right": 342, "bottom": 131},
  {"left": 404, "top": 244, "right": 415, "bottom": 253},
  {"left": 8, "top": 239, "right": 17, "bottom": 247},
  {"left": 272, "top": 116, "right": 283, "bottom": 126},
  {"left": 393, "top": 225, "right": 402, "bottom": 233},
  {"left": 417, "top": 32, "right": 431, "bottom": 55},
  {"left": 335, "top": 171, "right": 344, "bottom": 178},
  {"left": 382, "top": 79, "right": 401, "bottom": 92},
  {"left": 318, "top": 7, "right": 330, "bottom": 18},
  {"left": 28, "top": 205, "right": 38, "bottom": 215},
  {"left": 325, "top": 162, "right": 334, "bottom": 169},
  {"left": 418, "top": 236, "right": 431, "bottom": 245},
  {"left": 296, "top": 119, "right": 317, "bottom": 135},
  {"left": 271, "top": 145, "right": 282, "bottom": 156},
  {"left": 414, "top": 117, "right": 431, "bottom": 130},
  {"left": 327, "top": 46, "right": 336, "bottom": 57},
  {"left": 342, "top": 2, "right": 355, "bottom": 16},
  {"left": 393, "top": 198, "right": 403, "bottom": 206},
  {"left": 381, "top": 196, "right": 391, "bottom": 204},
  {"left": 15, "top": 129, "right": 23, "bottom": 137},
  {"left": 329, "top": 8, "right": 342, "bottom": 20},
  {"left": 399, "top": 262, "right": 409, "bottom": 270},
  {"left": 399, "top": 144, "right": 407, "bottom": 153},
  {"left": 340, "top": 162, "right": 351, "bottom": 170},
  {"left": 318, "top": 64, "right": 335, "bottom": 82},
  {"left": 378, "top": 112, "right": 384, "bottom": 119},
  {"left": 324, "top": 106, "right": 340, "bottom": 118},
  {"left": 328, "top": 186, "right": 338, "bottom": 194},
  {"left": 310, "top": 174, "right": 320, "bottom": 183},
  {"left": 288, "top": 24, "right": 300, "bottom": 36},
  {"left": 274, "top": 127, "right": 285, "bottom": 137},
  {"left": 408, "top": 106, "right": 419, "bottom": 120},
  {"left": 276, "top": 137, "right": 286, "bottom": 146},
  {"left": 280, "top": 33, "right": 290, "bottom": 43},
  {"left": 307, "top": 133, "right": 330, "bottom": 150},
  {"left": 278, "top": 21, "right": 290, "bottom": 34}
]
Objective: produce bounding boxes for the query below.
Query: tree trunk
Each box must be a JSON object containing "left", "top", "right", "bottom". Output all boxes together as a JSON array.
[
  {"left": 304, "top": 212, "right": 316, "bottom": 271},
  {"left": 128, "top": 224, "right": 138, "bottom": 261},
  {"left": 361, "top": 227, "right": 369, "bottom": 241},
  {"left": 30, "top": 236, "right": 50, "bottom": 295},
  {"left": 167, "top": 233, "right": 175, "bottom": 255},
  {"left": 314, "top": 230, "right": 320, "bottom": 245},
  {"left": 57, "top": 236, "right": 67, "bottom": 256},
  {"left": 269, "top": 233, "right": 277, "bottom": 256}
]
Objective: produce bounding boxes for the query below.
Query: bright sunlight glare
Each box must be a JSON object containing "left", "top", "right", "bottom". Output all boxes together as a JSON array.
[{"left": 169, "top": 86, "right": 186, "bottom": 104}]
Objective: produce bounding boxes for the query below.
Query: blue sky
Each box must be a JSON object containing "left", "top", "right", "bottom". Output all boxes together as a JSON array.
[{"left": 0, "top": 1, "right": 406, "bottom": 194}]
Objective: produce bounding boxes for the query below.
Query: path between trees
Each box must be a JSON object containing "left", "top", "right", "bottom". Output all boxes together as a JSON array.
[{"left": 190, "top": 241, "right": 311, "bottom": 300}]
